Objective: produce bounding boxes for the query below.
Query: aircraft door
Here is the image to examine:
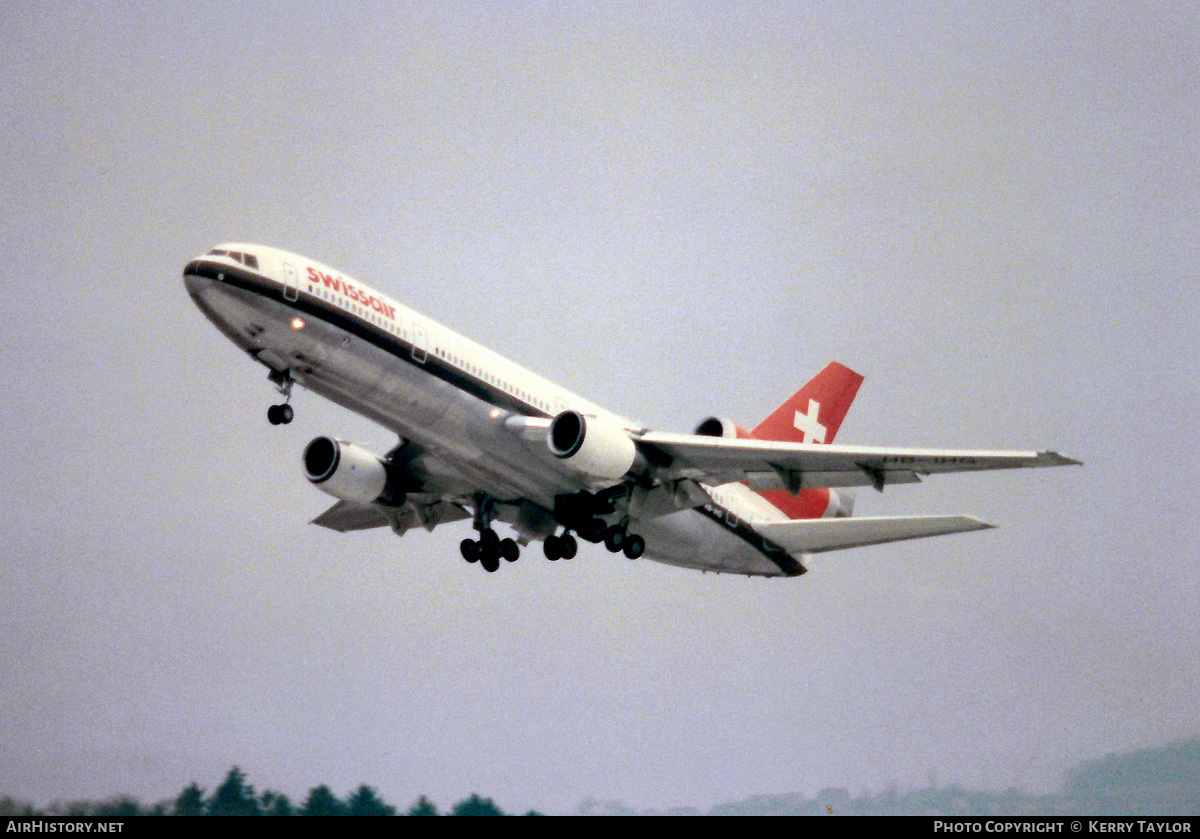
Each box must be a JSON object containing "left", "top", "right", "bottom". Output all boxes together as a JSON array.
[
  {"left": 412, "top": 323, "right": 428, "bottom": 364},
  {"left": 282, "top": 262, "right": 300, "bottom": 302}
]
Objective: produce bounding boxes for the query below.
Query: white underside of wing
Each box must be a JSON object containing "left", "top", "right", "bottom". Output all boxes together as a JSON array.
[
  {"left": 754, "top": 515, "right": 994, "bottom": 554},
  {"left": 310, "top": 495, "right": 470, "bottom": 535},
  {"left": 310, "top": 500, "right": 392, "bottom": 532}
]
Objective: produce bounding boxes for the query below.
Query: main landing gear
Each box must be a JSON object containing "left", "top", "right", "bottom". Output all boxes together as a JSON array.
[
  {"left": 267, "top": 369, "right": 294, "bottom": 426},
  {"left": 602, "top": 523, "right": 646, "bottom": 560},
  {"left": 456, "top": 493, "right": 649, "bottom": 572},
  {"left": 544, "top": 520, "right": 644, "bottom": 562},
  {"left": 554, "top": 491, "right": 645, "bottom": 560},
  {"left": 459, "top": 493, "right": 519, "bottom": 573},
  {"left": 460, "top": 531, "right": 519, "bottom": 573}
]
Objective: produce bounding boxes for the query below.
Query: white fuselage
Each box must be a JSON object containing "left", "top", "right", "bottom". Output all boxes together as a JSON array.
[{"left": 184, "top": 243, "right": 798, "bottom": 576}]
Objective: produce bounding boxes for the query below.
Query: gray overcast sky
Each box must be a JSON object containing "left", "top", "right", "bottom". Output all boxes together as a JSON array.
[{"left": 1, "top": 1, "right": 1197, "bottom": 815}]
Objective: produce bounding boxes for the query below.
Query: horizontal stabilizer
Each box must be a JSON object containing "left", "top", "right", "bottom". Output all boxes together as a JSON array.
[{"left": 756, "top": 515, "right": 994, "bottom": 554}]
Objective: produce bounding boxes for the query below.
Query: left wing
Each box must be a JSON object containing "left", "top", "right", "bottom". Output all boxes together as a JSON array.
[
  {"left": 634, "top": 432, "right": 1080, "bottom": 492},
  {"left": 311, "top": 494, "right": 470, "bottom": 535}
]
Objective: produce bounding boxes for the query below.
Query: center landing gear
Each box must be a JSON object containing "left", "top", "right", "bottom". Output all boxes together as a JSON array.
[
  {"left": 603, "top": 524, "right": 646, "bottom": 560},
  {"left": 543, "top": 531, "right": 578, "bottom": 561},
  {"left": 459, "top": 493, "right": 519, "bottom": 573},
  {"left": 267, "top": 369, "right": 294, "bottom": 426}
]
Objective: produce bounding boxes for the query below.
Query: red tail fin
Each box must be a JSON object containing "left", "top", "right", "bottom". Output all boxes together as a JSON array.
[
  {"left": 752, "top": 362, "right": 864, "bottom": 519},
  {"left": 751, "top": 361, "right": 863, "bottom": 444}
]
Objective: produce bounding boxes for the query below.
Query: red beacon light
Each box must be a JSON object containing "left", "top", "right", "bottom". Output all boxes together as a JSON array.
[{"left": 290, "top": 317, "right": 305, "bottom": 331}]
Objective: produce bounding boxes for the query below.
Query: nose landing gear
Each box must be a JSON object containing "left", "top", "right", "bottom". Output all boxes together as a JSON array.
[
  {"left": 267, "top": 369, "right": 294, "bottom": 425},
  {"left": 267, "top": 403, "right": 293, "bottom": 425}
]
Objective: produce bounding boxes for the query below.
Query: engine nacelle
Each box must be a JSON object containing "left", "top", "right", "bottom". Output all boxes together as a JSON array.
[
  {"left": 303, "top": 437, "right": 400, "bottom": 505},
  {"left": 548, "top": 411, "right": 637, "bottom": 484},
  {"left": 694, "top": 416, "right": 751, "bottom": 439},
  {"left": 826, "top": 488, "right": 855, "bottom": 518}
]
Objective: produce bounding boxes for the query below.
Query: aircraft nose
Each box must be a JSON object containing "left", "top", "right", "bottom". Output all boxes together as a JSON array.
[{"left": 182, "top": 259, "right": 211, "bottom": 295}]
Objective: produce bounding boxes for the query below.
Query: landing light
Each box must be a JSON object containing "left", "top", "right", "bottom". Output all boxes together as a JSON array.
[
  {"left": 291, "top": 317, "right": 305, "bottom": 331},
  {"left": 489, "top": 408, "right": 502, "bottom": 419}
]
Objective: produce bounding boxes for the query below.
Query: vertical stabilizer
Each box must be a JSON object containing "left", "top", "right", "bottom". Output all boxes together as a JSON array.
[
  {"left": 752, "top": 362, "right": 864, "bottom": 519},
  {"left": 751, "top": 361, "right": 864, "bottom": 444}
]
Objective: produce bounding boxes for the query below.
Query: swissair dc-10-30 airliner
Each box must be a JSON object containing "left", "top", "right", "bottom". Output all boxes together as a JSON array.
[{"left": 184, "top": 244, "right": 1079, "bottom": 577}]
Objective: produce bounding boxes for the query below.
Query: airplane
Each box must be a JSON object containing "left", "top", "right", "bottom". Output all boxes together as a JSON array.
[{"left": 183, "top": 243, "right": 1080, "bottom": 577}]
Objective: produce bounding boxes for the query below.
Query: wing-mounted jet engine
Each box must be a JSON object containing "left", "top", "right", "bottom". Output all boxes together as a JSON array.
[
  {"left": 547, "top": 411, "right": 639, "bottom": 486},
  {"left": 303, "top": 436, "right": 409, "bottom": 506}
]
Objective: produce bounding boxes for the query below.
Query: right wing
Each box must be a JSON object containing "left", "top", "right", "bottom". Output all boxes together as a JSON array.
[{"left": 634, "top": 432, "right": 1080, "bottom": 492}]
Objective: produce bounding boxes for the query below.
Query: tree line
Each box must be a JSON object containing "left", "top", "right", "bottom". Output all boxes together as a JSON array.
[{"left": 0, "top": 766, "right": 539, "bottom": 816}]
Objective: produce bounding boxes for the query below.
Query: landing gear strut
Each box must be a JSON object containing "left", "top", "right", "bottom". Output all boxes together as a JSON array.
[
  {"left": 459, "top": 492, "right": 519, "bottom": 572},
  {"left": 267, "top": 369, "right": 294, "bottom": 426}
]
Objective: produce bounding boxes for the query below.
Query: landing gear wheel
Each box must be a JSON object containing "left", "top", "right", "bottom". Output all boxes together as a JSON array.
[
  {"left": 267, "top": 404, "right": 293, "bottom": 425},
  {"left": 579, "top": 518, "right": 607, "bottom": 543},
  {"left": 559, "top": 534, "right": 578, "bottom": 560},
  {"left": 480, "top": 552, "right": 500, "bottom": 573},
  {"left": 603, "top": 525, "right": 626, "bottom": 553},
  {"left": 460, "top": 539, "right": 480, "bottom": 563},
  {"left": 544, "top": 536, "right": 562, "bottom": 561},
  {"left": 500, "top": 538, "right": 519, "bottom": 562},
  {"left": 622, "top": 534, "right": 645, "bottom": 560}
]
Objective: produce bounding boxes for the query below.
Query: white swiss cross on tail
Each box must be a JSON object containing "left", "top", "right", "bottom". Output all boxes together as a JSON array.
[{"left": 793, "top": 399, "right": 827, "bottom": 443}]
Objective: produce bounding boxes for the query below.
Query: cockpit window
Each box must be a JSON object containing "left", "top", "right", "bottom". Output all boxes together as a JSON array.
[{"left": 205, "top": 249, "right": 259, "bottom": 269}]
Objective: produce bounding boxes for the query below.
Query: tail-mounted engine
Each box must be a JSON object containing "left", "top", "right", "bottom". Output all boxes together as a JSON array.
[
  {"left": 303, "top": 436, "right": 406, "bottom": 505},
  {"left": 694, "top": 416, "right": 752, "bottom": 439},
  {"left": 548, "top": 411, "right": 638, "bottom": 485}
]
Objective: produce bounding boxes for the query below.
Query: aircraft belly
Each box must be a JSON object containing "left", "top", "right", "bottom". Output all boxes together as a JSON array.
[
  {"left": 202, "top": 290, "right": 578, "bottom": 505},
  {"left": 637, "top": 511, "right": 790, "bottom": 577},
  {"left": 298, "top": 331, "right": 447, "bottom": 431}
]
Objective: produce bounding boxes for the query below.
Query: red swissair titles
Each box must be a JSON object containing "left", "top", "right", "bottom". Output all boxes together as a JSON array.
[{"left": 307, "top": 266, "right": 396, "bottom": 320}]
